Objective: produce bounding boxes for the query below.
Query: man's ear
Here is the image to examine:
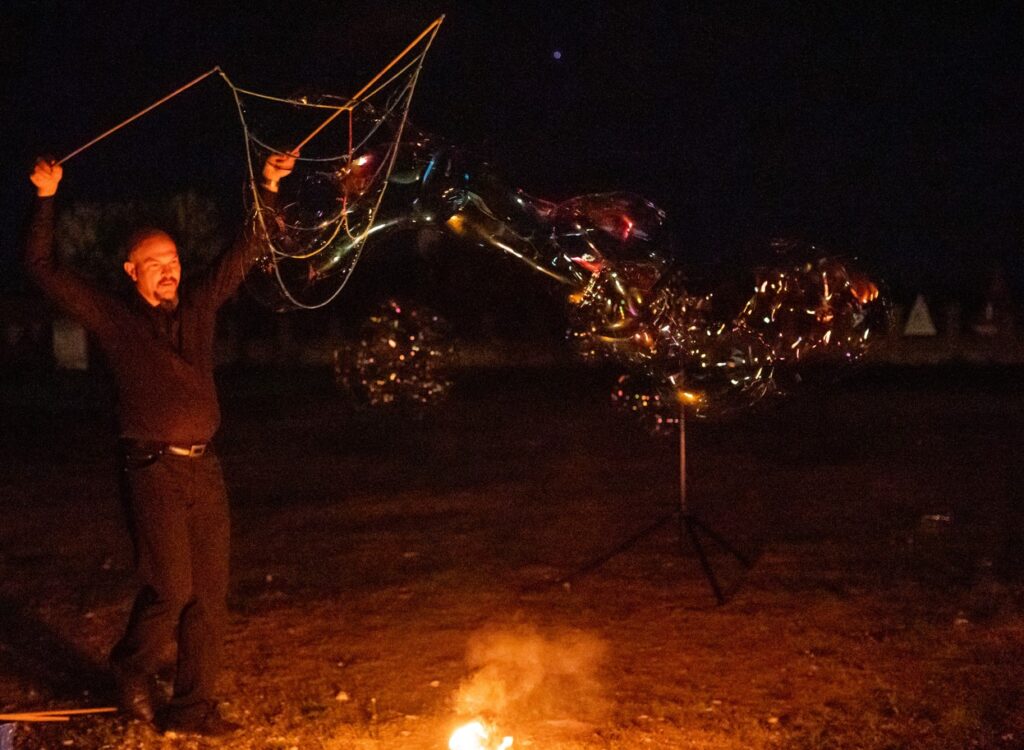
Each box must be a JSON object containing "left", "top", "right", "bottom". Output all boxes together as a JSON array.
[{"left": 123, "top": 261, "right": 137, "bottom": 281}]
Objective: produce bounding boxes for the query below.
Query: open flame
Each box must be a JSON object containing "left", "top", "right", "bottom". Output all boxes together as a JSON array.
[{"left": 448, "top": 720, "right": 513, "bottom": 750}]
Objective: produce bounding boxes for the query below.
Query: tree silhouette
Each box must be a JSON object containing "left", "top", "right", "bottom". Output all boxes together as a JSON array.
[{"left": 54, "top": 191, "right": 226, "bottom": 289}]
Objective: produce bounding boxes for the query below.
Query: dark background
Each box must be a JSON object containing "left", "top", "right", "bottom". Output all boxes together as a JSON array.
[{"left": 2, "top": 1, "right": 1020, "bottom": 303}]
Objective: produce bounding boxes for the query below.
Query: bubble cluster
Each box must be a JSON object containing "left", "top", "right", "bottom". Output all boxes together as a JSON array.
[
  {"left": 334, "top": 299, "right": 454, "bottom": 409},
  {"left": 240, "top": 99, "right": 885, "bottom": 418},
  {"left": 584, "top": 242, "right": 886, "bottom": 421}
]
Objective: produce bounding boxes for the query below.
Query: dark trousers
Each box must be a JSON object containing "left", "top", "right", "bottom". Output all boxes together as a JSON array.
[{"left": 110, "top": 448, "right": 230, "bottom": 708}]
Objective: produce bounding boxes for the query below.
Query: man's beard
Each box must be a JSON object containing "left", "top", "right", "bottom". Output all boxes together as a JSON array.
[{"left": 155, "top": 278, "right": 179, "bottom": 310}]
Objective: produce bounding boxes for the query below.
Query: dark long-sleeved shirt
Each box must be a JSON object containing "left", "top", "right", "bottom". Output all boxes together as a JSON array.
[{"left": 25, "top": 195, "right": 273, "bottom": 444}]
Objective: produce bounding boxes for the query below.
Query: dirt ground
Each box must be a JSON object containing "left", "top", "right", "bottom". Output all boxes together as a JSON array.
[{"left": 1, "top": 364, "right": 1023, "bottom": 750}]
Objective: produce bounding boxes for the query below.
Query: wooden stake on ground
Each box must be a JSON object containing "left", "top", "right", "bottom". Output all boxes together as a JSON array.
[{"left": 0, "top": 707, "right": 116, "bottom": 722}]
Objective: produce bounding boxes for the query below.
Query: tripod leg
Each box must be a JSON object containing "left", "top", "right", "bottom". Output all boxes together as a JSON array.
[
  {"left": 687, "top": 516, "right": 753, "bottom": 569},
  {"left": 556, "top": 512, "right": 675, "bottom": 587},
  {"left": 680, "top": 514, "right": 727, "bottom": 605}
]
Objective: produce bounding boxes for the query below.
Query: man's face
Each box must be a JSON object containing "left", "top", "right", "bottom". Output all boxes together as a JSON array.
[{"left": 123, "top": 234, "right": 181, "bottom": 307}]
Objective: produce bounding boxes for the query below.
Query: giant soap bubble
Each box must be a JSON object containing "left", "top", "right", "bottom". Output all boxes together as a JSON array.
[
  {"left": 334, "top": 299, "right": 454, "bottom": 409},
  {"left": 239, "top": 96, "right": 886, "bottom": 418}
]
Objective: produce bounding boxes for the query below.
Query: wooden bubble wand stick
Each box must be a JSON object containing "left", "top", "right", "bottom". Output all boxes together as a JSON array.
[
  {"left": 0, "top": 707, "right": 117, "bottom": 722},
  {"left": 293, "top": 15, "right": 444, "bottom": 153},
  {"left": 56, "top": 67, "right": 222, "bottom": 165}
]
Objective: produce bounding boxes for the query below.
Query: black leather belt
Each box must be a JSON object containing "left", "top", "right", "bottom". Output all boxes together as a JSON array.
[{"left": 121, "top": 439, "right": 209, "bottom": 459}]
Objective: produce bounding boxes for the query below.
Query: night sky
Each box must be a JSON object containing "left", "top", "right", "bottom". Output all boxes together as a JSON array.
[{"left": 3, "top": 1, "right": 1020, "bottom": 298}]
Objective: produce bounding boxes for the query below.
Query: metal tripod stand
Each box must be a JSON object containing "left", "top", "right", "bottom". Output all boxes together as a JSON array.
[{"left": 559, "top": 401, "right": 752, "bottom": 604}]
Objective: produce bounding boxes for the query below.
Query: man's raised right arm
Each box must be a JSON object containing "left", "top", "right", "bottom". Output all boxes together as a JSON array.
[{"left": 25, "top": 159, "right": 120, "bottom": 335}]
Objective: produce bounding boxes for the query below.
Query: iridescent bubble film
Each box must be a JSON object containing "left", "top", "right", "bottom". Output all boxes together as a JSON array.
[
  {"left": 237, "top": 71, "right": 430, "bottom": 311},
  {"left": 239, "top": 97, "right": 886, "bottom": 419},
  {"left": 610, "top": 372, "right": 679, "bottom": 436},
  {"left": 334, "top": 299, "right": 454, "bottom": 409},
  {"left": 735, "top": 240, "right": 884, "bottom": 366}
]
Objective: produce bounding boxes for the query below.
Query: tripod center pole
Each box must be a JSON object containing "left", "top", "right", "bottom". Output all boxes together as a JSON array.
[{"left": 678, "top": 400, "right": 688, "bottom": 515}]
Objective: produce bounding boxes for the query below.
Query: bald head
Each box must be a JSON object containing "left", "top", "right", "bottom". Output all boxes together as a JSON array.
[{"left": 123, "top": 230, "right": 181, "bottom": 307}]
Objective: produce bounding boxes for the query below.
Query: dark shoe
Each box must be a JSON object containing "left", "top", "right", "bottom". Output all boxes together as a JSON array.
[
  {"left": 157, "top": 701, "right": 240, "bottom": 737},
  {"left": 111, "top": 664, "right": 155, "bottom": 722}
]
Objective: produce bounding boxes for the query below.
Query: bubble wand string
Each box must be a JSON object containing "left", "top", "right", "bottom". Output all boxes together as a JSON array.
[
  {"left": 224, "top": 17, "right": 443, "bottom": 310},
  {"left": 56, "top": 67, "right": 222, "bottom": 165},
  {"left": 292, "top": 15, "right": 444, "bottom": 153}
]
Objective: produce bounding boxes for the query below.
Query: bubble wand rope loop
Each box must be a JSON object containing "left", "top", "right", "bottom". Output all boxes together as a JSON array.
[
  {"left": 293, "top": 15, "right": 444, "bottom": 153},
  {"left": 56, "top": 67, "right": 222, "bottom": 165},
  {"left": 221, "top": 19, "right": 443, "bottom": 311}
]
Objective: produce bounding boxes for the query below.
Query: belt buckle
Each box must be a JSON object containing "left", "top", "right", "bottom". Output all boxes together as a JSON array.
[{"left": 165, "top": 443, "right": 206, "bottom": 457}]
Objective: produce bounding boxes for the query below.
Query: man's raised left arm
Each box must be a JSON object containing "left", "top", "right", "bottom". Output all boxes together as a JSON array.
[{"left": 199, "top": 152, "right": 298, "bottom": 308}]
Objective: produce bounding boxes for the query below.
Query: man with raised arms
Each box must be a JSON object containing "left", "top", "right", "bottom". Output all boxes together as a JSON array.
[{"left": 26, "top": 151, "right": 296, "bottom": 736}]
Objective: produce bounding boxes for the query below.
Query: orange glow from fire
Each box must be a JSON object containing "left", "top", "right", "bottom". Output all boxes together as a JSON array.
[{"left": 449, "top": 721, "right": 513, "bottom": 750}]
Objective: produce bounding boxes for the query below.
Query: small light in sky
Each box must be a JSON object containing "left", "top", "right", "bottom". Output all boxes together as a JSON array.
[{"left": 552, "top": 49, "right": 562, "bottom": 61}]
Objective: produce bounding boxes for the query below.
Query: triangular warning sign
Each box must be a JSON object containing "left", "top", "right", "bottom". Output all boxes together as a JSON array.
[{"left": 903, "top": 294, "right": 937, "bottom": 336}]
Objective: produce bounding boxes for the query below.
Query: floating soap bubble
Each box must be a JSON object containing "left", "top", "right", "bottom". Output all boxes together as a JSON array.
[
  {"left": 736, "top": 239, "right": 886, "bottom": 366},
  {"left": 609, "top": 372, "right": 681, "bottom": 436},
  {"left": 236, "top": 92, "right": 885, "bottom": 420},
  {"left": 334, "top": 299, "right": 454, "bottom": 409}
]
